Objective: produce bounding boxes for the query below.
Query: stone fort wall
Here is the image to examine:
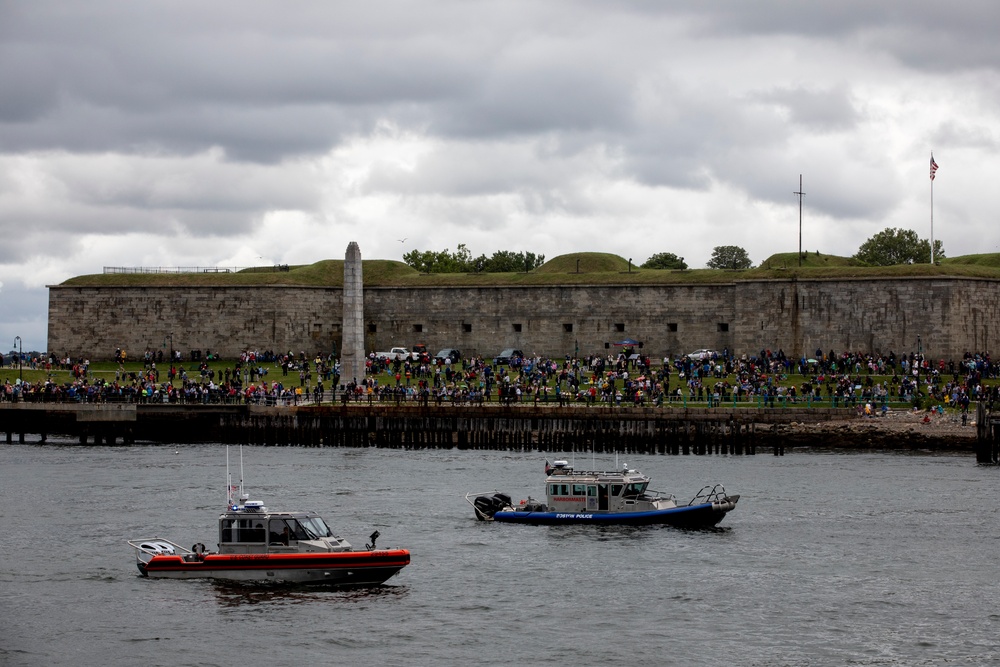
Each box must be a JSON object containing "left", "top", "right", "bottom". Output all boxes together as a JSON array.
[{"left": 46, "top": 277, "right": 1000, "bottom": 361}]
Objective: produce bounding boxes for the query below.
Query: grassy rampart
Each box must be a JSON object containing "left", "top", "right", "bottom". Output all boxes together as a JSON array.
[{"left": 58, "top": 252, "right": 1000, "bottom": 288}]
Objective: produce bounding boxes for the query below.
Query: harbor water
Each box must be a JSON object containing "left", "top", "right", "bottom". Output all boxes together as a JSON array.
[{"left": 1, "top": 442, "right": 998, "bottom": 666}]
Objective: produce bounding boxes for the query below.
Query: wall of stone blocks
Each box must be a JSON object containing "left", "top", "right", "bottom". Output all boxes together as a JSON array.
[
  {"left": 47, "top": 285, "right": 344, "bottom": 360},
  {"left": 730, "top": 277, "right": 1000, "bottom": 361},
  {"left": 47, "top": 277, "right": 1000, "bottom": 361}
]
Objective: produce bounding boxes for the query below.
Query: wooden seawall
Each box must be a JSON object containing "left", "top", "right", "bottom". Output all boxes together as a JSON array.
[{"left": 0, "top": 403, "right": 852, "bottom": 455}]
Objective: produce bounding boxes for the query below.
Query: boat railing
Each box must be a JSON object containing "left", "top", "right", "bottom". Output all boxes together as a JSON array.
[
  {"left": 687, "top": 484, "right": 730, "bottom": 506},
  {"left": 640, "top": 489, "right": 677, "bottom": 503},
  {"left": 127, "top": 538, "right": 192, "bottom": 565},
  {"left": 548, "top": 469, "right": 637, "bottom": 478}
]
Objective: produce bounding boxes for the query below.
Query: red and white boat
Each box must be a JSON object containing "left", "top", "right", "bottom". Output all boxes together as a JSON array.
[{"left": 128, "top": 450, "right": 409, "bottom": 585}]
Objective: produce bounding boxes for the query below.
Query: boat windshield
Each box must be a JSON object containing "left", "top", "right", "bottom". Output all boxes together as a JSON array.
[
  {"left": 298, "top": 516, "right": 333, "bottom": 539},
  {"left": 623, "top": 482, "right": 648, "bottom": 498}
]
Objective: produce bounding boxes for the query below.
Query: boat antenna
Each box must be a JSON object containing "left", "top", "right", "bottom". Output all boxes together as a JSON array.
[
  {"left": 239, "top": 444, "right": 246, "bottom": 501},
  {"left": 225, "top": 445, "right": 246, "bottom": 509}
]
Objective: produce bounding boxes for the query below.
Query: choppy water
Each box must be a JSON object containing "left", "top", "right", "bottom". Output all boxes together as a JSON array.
[{"left": 1, "top": 442, "right": 998, "bottom": 666}]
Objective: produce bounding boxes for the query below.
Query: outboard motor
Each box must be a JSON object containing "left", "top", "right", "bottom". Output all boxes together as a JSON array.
[
  {"left": 474, "top": 494, "right": 512, "bottom": 520},
  {"left": 493, "top": 492, "right": 513, "bottom": 507},
  {"left": 474, "top": 495, "right": 499, "bottom": 520}
]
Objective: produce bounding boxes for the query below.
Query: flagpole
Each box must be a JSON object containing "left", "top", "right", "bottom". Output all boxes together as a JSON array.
[{"left": 929, "top": 152, "right": 938, "bottom": 264}]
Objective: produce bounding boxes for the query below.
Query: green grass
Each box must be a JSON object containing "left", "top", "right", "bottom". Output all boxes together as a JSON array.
[
  {"left": 59, "top": 251, "right": 1000, "bottom": 288},
  {"left": 939, "top": 253, "right": 1000, "bottom": 268},
  {"left": 535, "top": 252, "right": 632, "bottom": 274},
  {"left": 758, "top": 252, "right": 863, "bottom": 269}
]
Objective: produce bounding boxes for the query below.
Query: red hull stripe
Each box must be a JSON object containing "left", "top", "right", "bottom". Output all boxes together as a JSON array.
[{"left": 144, "top": 550, "right": 410, "bottom": 573}]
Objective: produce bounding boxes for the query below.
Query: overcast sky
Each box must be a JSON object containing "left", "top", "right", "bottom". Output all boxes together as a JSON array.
[{"left": 2, "top": 1, "right": 999, "bottom": 352}]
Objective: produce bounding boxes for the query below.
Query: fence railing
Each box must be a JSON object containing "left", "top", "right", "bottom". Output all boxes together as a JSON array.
[{"left": 103, "top": 265, "right": 290, "bottom": 274}]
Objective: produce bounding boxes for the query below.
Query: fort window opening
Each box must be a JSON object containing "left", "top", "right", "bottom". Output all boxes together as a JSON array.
[
  {"left": 667, "top": 323, "right": 678, "bottom": 332},
  {"left": 563, "top": 323, "right": 573, "bottom": 333},
  {"left": 368, "top": 323, "right": 377, "bottom": 333},
  {"left": 717, "top": 323, "right": 729, "bottom": 332},
  {"left": 413, "top": 324, "right": 423, "bottom": 333},
  {"left": 462, "top": 323, "right": 472, "bottom": 333},
  {"left": 615, "top": 323, "right": 625, "bottom": 332},
  {"left": 512, "top": 323, "right": 522, "bottom": 332}
]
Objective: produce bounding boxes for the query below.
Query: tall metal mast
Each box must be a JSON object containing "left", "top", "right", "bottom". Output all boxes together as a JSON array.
[{"left": 794, "top": 175, "right": 805, "bottom": 267}]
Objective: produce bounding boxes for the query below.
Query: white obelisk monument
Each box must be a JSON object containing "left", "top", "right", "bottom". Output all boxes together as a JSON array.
[{"left": 340, "top": 242, "right": 364, "bottom": 389}]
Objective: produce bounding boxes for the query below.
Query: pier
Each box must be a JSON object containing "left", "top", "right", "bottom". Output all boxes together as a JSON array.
[
  {"left": 976, "top": 402, "right": 1000, "bottom": 464},
  {"left": 0, "top": 403, "right": 860, "bottom": 455}
]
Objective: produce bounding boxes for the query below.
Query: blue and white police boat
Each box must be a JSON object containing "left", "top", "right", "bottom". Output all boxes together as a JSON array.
[{"left": 466, "top": 460, "right": 739, "bottom": 528}]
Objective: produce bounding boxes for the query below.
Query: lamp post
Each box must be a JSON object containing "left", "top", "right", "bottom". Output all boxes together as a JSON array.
[
  {"left": 917, "top": 334, "right": 922, "bottom": 377},
  {"left": 13, "top": 336, "right": 22, "bottom": 384}
]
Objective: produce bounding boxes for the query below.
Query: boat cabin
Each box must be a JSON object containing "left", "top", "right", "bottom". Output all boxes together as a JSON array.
[
  {"left": 217, "top": 501, "right": 352, "bottom": 554},
  {"left": 544, "top": 461, "right": 656, "bottom": 513}
]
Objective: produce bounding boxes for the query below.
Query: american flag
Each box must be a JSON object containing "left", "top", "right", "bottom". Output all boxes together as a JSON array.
[{"left": 930, "top": 155, "right": 939, "bottom": 181}]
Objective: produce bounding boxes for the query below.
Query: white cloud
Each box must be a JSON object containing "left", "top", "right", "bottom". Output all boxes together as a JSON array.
[{"left": 1, "top": 1, "right": 999, "bottom": 350}]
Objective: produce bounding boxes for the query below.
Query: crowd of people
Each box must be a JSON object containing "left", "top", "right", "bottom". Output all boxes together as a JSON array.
[
  {"left": 1, "top": 348, "right": 331, "bottom": 406},
  {"left": 329, "top": 347, "right": 999, "bottom": 412},
  {"left": 2, "top": 345, "right": 999, "bottom": 413}
]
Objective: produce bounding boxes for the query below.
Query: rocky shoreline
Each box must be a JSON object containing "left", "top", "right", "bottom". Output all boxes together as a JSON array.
[{"left": 761, "top": 409, "right": 977, "bottom": 452}]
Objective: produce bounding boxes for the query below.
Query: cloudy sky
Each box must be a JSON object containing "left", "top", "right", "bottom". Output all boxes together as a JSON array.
[{"left": 2, "top": 1, "right": 999, "bottom": 352}]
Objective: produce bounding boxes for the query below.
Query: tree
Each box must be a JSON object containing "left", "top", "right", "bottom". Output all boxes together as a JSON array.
[
  {"left": 706, "top": 245, "right": 752, "bottom": 270},
  {"left": 477, "top": 250, "right": 545, "bottom": 272},
  {"left": 641, "top": 252, "right": 688, "bottom": 270},
  {"left": 402, "top": 245, "right": 545, "bottom": 273},
  {"left": 402, "top": 248, "right": 459, "bottom": 273},
  {"left": 853, "top": 228, "right": 946, "bottom": 266}
]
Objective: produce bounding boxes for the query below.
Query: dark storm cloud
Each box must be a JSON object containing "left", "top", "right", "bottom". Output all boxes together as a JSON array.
[
  {"left": 750, "top": 86, "right": 859, "bottom": 132},
  {"left": 0, "top": 1, "right": 478, "bottom": 161},
  {"left": 932, "top": 120, "right": 1000, "bottom": 152},
  {"left": 652, "top": 0, "right": 1000, "bottom": 71},
  {"left": 0, "top": 3, "right": 995, "bottom": 245},
  {"left": 2, "top": 0, "right": 991, "bottom": 171}
]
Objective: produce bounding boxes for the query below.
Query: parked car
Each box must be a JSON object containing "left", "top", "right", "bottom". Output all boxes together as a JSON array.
[
  {"left": 434, "top": 348, "right": 461, "bottom": 363},
  {"left": 375, "top": 347, "right": 410, "bottom": 362},
  {"left": 493, "top": 348, "right": 524, "bottom": 365},
  {"left": 687, "top": 349, "right": 716, "bottom": 361}
]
